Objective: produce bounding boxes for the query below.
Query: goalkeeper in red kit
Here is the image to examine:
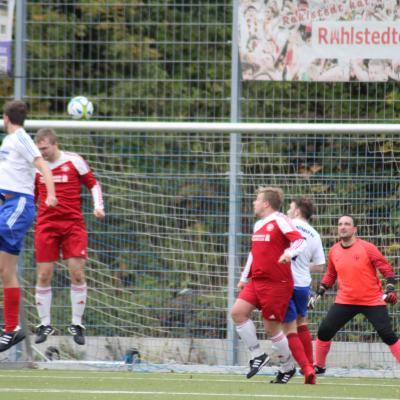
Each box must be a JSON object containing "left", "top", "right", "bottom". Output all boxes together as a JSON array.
[
  {"left": 309, "top": 215, "right": 400, "bottom": 372},
  {"left": 33, "top": 128, "right": 105, "bottom": 345}
]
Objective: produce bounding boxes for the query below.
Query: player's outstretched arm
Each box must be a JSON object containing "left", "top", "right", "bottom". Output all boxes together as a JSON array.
[{"left": 34, "top": 157, "right": 57, "bottom": 207}]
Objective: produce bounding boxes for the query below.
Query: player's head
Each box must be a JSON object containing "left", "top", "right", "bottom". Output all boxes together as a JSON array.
[
  {"left": 3, "top": 100, "right": 28, "bottom": 132},
  {"left": 35, "top": 128, "right": 60, "bottom": 162},
  {"left": 287, "top": 197, "right": 315, "bottom": 221},
  {"left": 337, "top": 214, "right": 357, "bottom": 242},
  {"left": 254, "top": 186, "right": 284, "bottom": 217}
]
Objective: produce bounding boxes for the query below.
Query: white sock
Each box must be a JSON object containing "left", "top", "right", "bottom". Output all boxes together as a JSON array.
[
  {"left": 271, "top": 331, "right": 295, "bottom": 372},
  {"left": 71, "top": 283, "right": 87, "bottom": 325},
  {"left": 35, "top": 286, "right": 52, "bottom": 326},
  {"left": 236, "top": 319, "right": 265, "bottom": 359}
]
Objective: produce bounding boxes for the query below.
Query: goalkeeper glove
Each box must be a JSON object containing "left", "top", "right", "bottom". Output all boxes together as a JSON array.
[
  {"left": 308, "top": 284, "right": 328, "bottom": 310},
  {"left": 383, "top": 282, "right": 398, "bottom": 305}
]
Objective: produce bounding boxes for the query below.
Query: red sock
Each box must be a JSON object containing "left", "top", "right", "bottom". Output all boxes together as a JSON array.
[
  {"left": 297, "top": 324, "right": 314, "bottom": 364},
  {"left": 3, "top": 287, "right": 20, "bottom": 332},
  {"left": 389, "top": 340, "right": 400, "bottom": 363},
  {"left": 315, "top": 338, "right": 331, "bottom": 368},
  {"left": 287, "top": 332, "right": 311, "bottom": 371}
]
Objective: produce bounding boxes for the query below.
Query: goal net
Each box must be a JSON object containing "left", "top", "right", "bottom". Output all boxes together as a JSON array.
[{"left": 10, "top": 123, "right": 399, "bottom": 376}]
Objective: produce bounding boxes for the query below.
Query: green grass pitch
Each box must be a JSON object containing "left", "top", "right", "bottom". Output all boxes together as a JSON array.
[{"left": 0, "top": 370, "right": 398, "bottom": 400}]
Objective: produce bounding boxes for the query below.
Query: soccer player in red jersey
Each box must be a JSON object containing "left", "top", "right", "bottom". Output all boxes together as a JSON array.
[
  {"left": 309, "top": 215, "right": 400, "bottom": 372},
  {"left": 230, "top": 186, "right": 316, "bottom": 384},
  {"left": 33, "top": 128, "right": 105, "bottom": 345}
]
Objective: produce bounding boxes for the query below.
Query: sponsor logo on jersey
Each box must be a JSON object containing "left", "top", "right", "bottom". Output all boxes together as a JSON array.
[
  {"left": 266, "top": 223, "right": 274, "bottom": 232},
  {"left": 39, "top": 175, "right": 69, "bottom": 183},
  {"left": 252, "top": 234, "right": 271, "bottom": 242}
]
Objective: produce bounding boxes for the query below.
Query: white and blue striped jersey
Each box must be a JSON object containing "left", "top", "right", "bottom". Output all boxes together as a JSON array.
[{"left": 0, "top": 128, "right": 41, "bottom": 196}]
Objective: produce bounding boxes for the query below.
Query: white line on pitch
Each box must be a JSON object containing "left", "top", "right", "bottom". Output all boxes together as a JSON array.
[
  {"left": 0, "top": 388, "right": 395, "bottom": 400},
  {"left": 0, "top": 374, "right": 398, "bottom": 388}
]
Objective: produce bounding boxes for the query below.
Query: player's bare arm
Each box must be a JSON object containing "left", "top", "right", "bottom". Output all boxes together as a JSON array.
[
  {"left": 310, "top": 263, "right": 324, "bottom": 273},
  {"left": 33, "top": 157, "right": 57, "bottom": 208}
]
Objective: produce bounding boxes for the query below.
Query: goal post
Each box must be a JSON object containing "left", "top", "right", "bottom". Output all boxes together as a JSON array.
[{"left": 10, "top": 120, "right": 400, "bottom": 376}]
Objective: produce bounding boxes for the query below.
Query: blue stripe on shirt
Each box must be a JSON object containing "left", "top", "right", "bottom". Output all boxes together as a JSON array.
[{"left": 16, "top": 130, "right": 38, "bottom": 159}]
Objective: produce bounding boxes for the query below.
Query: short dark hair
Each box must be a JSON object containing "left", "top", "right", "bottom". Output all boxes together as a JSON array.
[
  {"left": 291, "top": 197, "right": 315, "bottom": 221},
  {"left": 35, "top": 128, "right": 58, "bottom": 145},
  {"left": 339, "top": 214, "right": 357, "bottom": 227},
  {"left": 3, "top": 100, "right": 28, "bottom": 126}
]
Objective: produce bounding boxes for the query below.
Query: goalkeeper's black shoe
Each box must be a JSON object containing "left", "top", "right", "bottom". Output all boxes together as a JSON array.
[
  {"left": 68, "top": 324, "right": 85, "bottom": 345},
  {"left": 246, "top": 353, "right": 270, "bottom": 379},
  {"left": 0, "top": 327, "right": 25, "bottom": 352},
  {"left": 270, "top": 367, "right": 296, "bottom": 384},
  {"left": 314, "top": 365, "right": 326, "bottom": 375},
  {"left": 35, "top": 324, "right": 55, "bottom": 344}
]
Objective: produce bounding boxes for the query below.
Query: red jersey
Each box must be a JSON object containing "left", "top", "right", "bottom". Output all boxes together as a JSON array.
[
  {"left": 35, "top": 151, "right": 103, "bottom": 225},
  {"left": 322, "top": 238, "right": 395, "bottom": 306},
  {"left": 249, "top": 212, "right": 306, "bottom": 283}
]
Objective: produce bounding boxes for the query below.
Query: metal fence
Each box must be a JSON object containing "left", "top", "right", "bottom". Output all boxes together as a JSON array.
[{"left": 0, "top": 1, "right": 399, "bottom": 369}]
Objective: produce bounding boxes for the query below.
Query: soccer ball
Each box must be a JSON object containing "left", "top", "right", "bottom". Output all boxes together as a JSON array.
[{"left": 67, "top": 96, "right": 94, "bottom": 120}]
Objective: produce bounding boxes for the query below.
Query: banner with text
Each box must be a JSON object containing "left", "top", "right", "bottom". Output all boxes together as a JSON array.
[
  {"left": 0, "top": 0, "right": 15, "bottom": 76},
  {"left": 239, "top": 0, "right": 400, "bottom": 82}
]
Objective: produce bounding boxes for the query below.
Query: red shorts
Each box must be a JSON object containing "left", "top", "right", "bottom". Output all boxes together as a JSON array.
[
  {"left": 238, "top": 278, "right": 293, "bottom": 322},
  {"left": 35, "top": 219, "right": 88, "bottom": 263}
]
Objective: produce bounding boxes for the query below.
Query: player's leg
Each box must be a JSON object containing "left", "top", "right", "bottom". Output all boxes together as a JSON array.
[
  {"left": 34, "top": 225, "right": 60, "bottom": 344},
  {"left": 62, "top": 221, "right": 88, "bottom": 345},
  {"left": 264, "top": 319, "right": 298, "bottom": 384},
  {"left": 35, "top": 262, "right": 56, "bottom": 343},
  {"left": 231, "top": 282, "right": 269, "bottom": 378},
  {"left": 260, "top": 283, "right": 302, "bottom": 384},
  {"left": 316, "top": 303, "right": 358, "bottom": 371},
  {"left": 0, "top": 196, "right": 36, "bottom": 351},
  {"left": 0, "top": 252, "right": 22, "bottom": 330},
  {"left": 296, "top": 316, "right": 314, "bottom": 365},
  {"left": 282, "top": 287, "right": 315, "bottom": 383},
  {"left": 362, "top": 305, "right": 400, "bottom": 363}
]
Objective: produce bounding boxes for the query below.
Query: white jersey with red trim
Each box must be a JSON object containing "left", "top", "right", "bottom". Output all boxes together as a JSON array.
[
  {"left": 245, "top": 211, "right": 306, "bottom": 283},
  {"left": 35, "top": 151, "right": 103, "bottom": 224}
]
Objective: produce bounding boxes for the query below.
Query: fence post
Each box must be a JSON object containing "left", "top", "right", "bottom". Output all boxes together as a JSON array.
[
  {"left": 14, "top": 0, "right": 27, "bottom": 100},
  {"left": 227, "top": 0, "right": 242, "bottom": 366}
]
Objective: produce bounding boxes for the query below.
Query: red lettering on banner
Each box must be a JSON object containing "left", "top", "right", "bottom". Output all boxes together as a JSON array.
[
  {"left": 318, "top": 27, "right": 328, "bottom": 44},
  {"left": 381, "top": 29, "right": 390, "bottom": 45},
  {"left": 330, "top": 29, "right": 340, "bottom": 44},
  {"left": 392, "top": 28, "right": 399, "bottom": 45},
  {"left": 364, "top": 28, "right": 370, "bottom": 44},
  {"left": 355, "top": 31, "right": 363, "bottom": 45},
  {"left": 371, "top": 31, "right": 380, "bottom": 45}
]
